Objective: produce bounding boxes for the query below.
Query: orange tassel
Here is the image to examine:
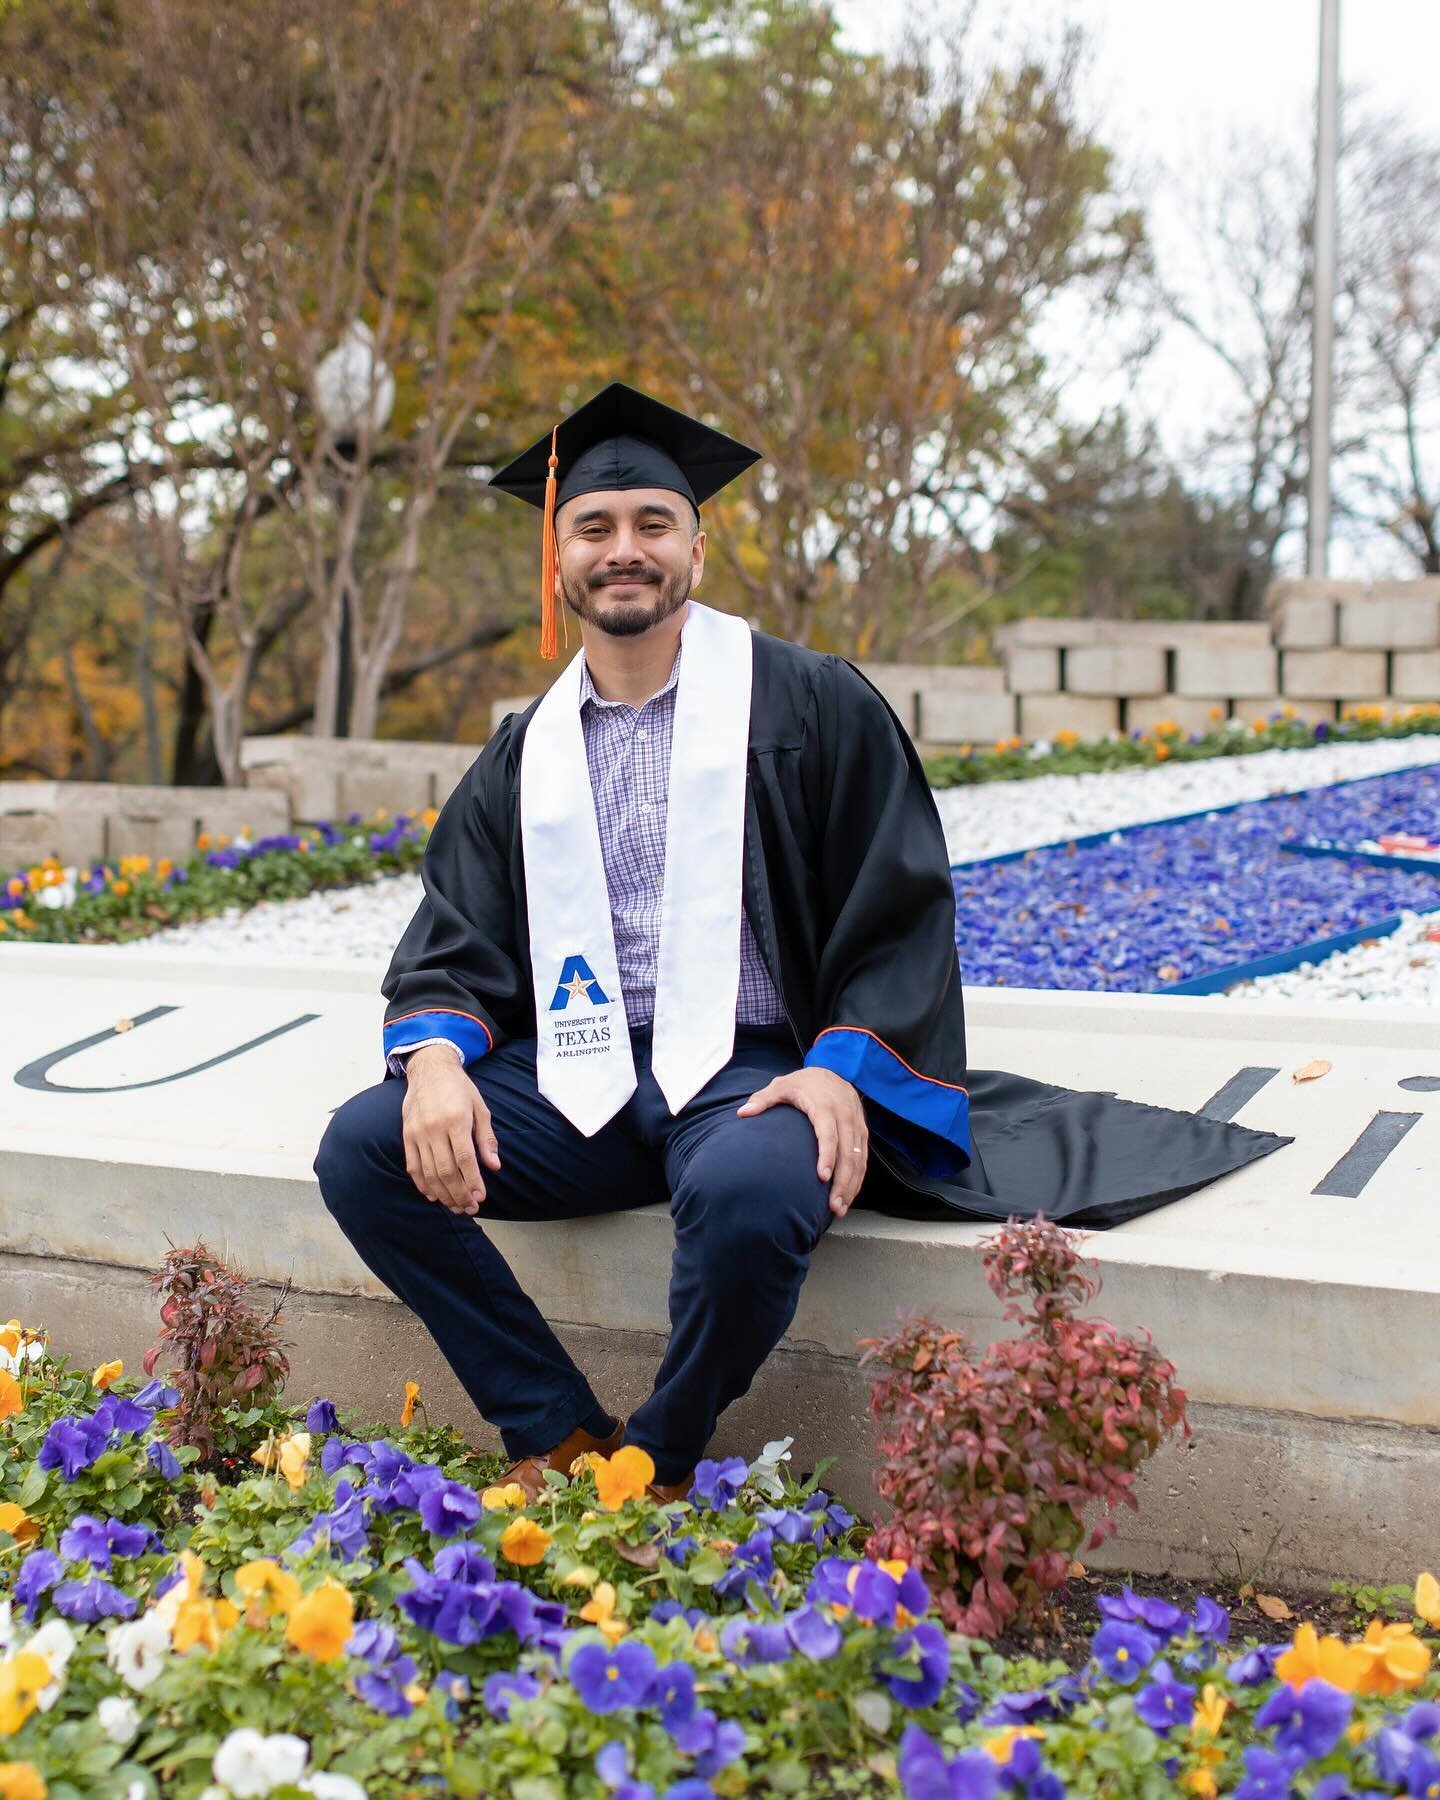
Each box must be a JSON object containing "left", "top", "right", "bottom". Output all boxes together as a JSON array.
[{"left": 540, "top": 426, "right": 560, "bottom": 661}]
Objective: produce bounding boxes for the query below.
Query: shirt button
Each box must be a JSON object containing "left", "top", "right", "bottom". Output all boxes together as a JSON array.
[
  {"left": 640, "top": 802, "right": 655, "bottom": 816},
  {"left": 636, "top": 728, "right": 648, "bottom": 740}
]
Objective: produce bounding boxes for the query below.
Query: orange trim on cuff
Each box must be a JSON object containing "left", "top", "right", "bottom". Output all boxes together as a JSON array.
[
  {"left": 384, "top": 1007, "right": 495, "bottom": 1051},
  {"left": 810, "top": 1025, "right": 969, "bottom": 1097}
]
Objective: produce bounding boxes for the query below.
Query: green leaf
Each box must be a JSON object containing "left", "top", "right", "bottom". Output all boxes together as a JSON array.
[
  {"left": 685, "top": 1547, "right": 727, "bottom": 1586},
  {"left": 16, "top": 1461, "right": 47, "bottom": 1508},
  {"left": 762, "top": 1757, "right": 811, "bottom": 1792},
  {"left": 852, "top": 1689, "right": 893, "bottom": 1736}
]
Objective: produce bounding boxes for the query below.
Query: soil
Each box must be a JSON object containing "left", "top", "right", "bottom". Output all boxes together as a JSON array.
[{"left": 989, "top": 1564, "right": 1369, "bottom": 1669}]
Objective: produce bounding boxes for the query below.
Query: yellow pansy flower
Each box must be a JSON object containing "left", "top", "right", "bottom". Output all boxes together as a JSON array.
[
  {"left": 1190, "top": 1682, "right": 1228, "bottom": 1738},
  {"left": 594, "top": 1446, "right": 655, "bottom": 1510},
  {"left": 1275, "top": 1622, "right": 1369, "bottom": 1694},
  {"left": 559, "top": 1564, "right": 601, "bottom": 1589},
  {"left": 92, "top": 1358, "right": 123, "bottom": 1389},
  {"left": 499, "top": 1518, "right": 552, "bottom": 1566},
  {"left": 0, "top": 1323, "right": 19, "bottom": 1357},
  {"left": 235, "top": 1558, "right": 302, "bottom": 1619},
  {"left": 1355, "top": 1619, "right": 1432, "bottom": 1694},
  {"left": 0, "top": 1763, "right": 46, "bottom": 1800},
  {"left": 578, "top": 1580, "right": 628, "bottom": 1644},
  {"left": 172, "top": 1594, "right": 239, "bottom": 1654},
  {"left": 480, "top": 1483, "right": 529, "bottom": 1511},
  {"left": 0, "top": 1652, "right": 56, "bottom": 1736},
  {"left": 1415, "top": 1571, "right": 1440, "bottom": 1626},
  {"left": 983, "top": 1726, "right": 1046, "bottom": 1765},
  {"left": 400, "top": 1380, "right": 421, "bottom": 1428},
  {"left": 0, "top": 1503, "right": 39, "bottom": 1545},
  {"left": 285, "top": 1580, "right": 354, "bottom": 1662},
  {"left": 251, "top": 1429, "right": 311, "bottom": 1491},
  {"left": 0, "top": 1373, "right": 22, "bottom": 1420}
]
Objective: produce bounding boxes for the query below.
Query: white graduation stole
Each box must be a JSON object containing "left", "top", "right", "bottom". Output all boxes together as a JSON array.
[{"left": 519, "top": 601, "right": 754, "bottom": 1135}]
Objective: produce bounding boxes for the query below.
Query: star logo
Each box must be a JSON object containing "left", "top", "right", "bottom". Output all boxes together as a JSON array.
[
  {"left": 561, "top": 971, "right": 592, "bottom": 1004},
  {"left": 549, "top": 953, "right": 611, "bottom": 1011}
]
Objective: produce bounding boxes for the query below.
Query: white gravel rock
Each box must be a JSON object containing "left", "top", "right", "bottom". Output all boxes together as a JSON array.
[
  {"left": 115, "top": 872, "right": 422, "bottom": 965},
  {"left": 1224, "top": 909, "right": 1440, "bottom": 1006},
  {"left": 935, "top": 733, "right": 1440, "bottom": 864}
]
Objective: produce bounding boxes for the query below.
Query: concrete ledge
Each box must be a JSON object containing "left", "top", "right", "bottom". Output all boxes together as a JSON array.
[{"left": 4, "top": 950, "right": 1440, "bottom": 1582}]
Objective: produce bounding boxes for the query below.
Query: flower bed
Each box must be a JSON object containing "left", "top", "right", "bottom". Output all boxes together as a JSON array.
[
  {"left": 951, "top": 765, "right": 1440, "bottom": 992},
  {"left": 0, "top": 814, "right": 435, "bottom": 947},
  {"left": 5, "top": 1329, "right": 1440, "bottom": 1795},
  {"left": 924, "top": 706, "right": 1440, "bottom": 789}
]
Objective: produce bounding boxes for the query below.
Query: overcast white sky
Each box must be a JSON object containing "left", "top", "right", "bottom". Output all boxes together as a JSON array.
[{"left": 830, "top": 0, "right": 1440, "bottom": 573}]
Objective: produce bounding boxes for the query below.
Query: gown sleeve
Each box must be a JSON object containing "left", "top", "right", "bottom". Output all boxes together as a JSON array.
[
  {"left": 799, "top": 656, "right": 971, "bottom": 1178},
  {"left": 380, "top": 726, "right": 530, "bottom": 1069}
]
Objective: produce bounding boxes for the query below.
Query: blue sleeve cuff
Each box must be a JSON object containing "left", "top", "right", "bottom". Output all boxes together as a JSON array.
[
  {"left": 382, "top": 1009, "right": 493, "bottom": 1067},
  {"left": 805, "top": 1026, "right": 970, "bottom": 1181}
]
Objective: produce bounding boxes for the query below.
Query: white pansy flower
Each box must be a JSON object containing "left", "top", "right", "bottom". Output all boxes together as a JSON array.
[
  {"left": 98, "top": 1694, "right": 142, "bottom": 1745},
  {"left": 24, "top": 1338, "right": 44, "bottom": 1363},
  {"left": 300, "top": 1776, "right": 368, "bottom": 1799},
  {"left": 745, "top": 1435, "right": 794, "bottom": 1500},
  {"left": 0, "top": 1346, "right": 17, "bottom": 1375},
  {"left": 0, "top": 1599, "right": 14, "bottom": 1654},
  {"left": 198, "top": 1789, "right": 229, "bottom": 1800},
  {"left": 107, "top": 1611, "right": 170, "bottom": 1691},
  {"left": 1028, "top": 738, "right": 1053, "bottom": 759},
  {"left": 29, "top": 1617, "right": 76, "bottom": 1709},
  {"left": 35, "top": 878, "right": 77, "bottom": 909},
  {"left": 213, "top": 1727, "right": 309, "bottom": 1797}
]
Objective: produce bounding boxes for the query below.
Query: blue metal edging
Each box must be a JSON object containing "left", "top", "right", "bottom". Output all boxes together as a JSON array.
[{"left": 1281, "top": 840, "right": 1440, "bottom": 879}]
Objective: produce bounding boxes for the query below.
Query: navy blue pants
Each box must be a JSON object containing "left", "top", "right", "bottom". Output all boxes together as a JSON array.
[{"left": 314, "top": 1025, "right": 833, "bottom": 1484}]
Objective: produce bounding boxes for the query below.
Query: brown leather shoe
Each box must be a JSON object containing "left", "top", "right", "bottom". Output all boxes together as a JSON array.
[
  {"left": 498, "top": 1416, "right": 624, "bottom": 1504},
  {"left": 644, "top": 1470, "right": 697, "bottom": 1505}
]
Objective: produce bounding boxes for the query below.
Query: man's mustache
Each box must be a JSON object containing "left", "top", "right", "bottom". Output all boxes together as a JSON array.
[{"left": 592, "top": 570, "right": 660, "bottom": 588}]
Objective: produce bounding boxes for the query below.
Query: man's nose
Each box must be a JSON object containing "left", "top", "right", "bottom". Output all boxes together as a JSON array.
[{"left": 604, "top": 523, "right": 648, "bottom": 565}]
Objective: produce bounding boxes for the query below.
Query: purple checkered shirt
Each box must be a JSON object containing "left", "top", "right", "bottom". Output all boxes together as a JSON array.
[
  {"left": 578, "top": 643, "right": 785, "bottom": 1028},
  {"left": 392, "top": 642, "right": 784, "bottom": 1071}
]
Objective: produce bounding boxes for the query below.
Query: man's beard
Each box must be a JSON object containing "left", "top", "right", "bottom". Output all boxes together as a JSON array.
[{"left": 561, "top": 563, "right": 693, "bottom": 638}]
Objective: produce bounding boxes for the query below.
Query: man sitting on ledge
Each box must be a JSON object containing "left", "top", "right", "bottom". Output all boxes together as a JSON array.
[{"left": 314, "top": 383, "right": 1286, "bottom": 1505}]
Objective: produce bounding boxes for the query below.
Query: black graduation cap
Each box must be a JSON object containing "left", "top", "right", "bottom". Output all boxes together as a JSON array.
[{"left": 488, "top": 381, "right": 761, "bottom": 658}]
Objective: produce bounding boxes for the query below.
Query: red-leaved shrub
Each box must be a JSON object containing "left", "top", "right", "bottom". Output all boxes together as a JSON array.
[
  {"left": 857, "top": 1216, "right": 1187, "bottom": 1637},
  {"left": 144, "top": 1240, "right": 290, "bottom": 1460}
]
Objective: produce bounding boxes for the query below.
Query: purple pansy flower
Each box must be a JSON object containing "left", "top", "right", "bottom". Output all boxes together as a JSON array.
[
  {"left": 898, "top": 1723, "right": 999, "bottom": 1800},
  {"left": 1229, "top": 1643, "right": 1284, "bottom": 1686},
  {"left": 1092, "top": 1620, "right": 1158, "bottom": 1684},
  {"left": 38, "top": 1415, "right": 109, "bottom": 1481},
  {"left": 52, "top": 1575, "right": 138, "bottom": 1623},
  {"left": 672, "top": 1708, "right": 745, "bottom": 1778},
  {"left": 482, "top": 1669, "right": 541, "bottom": 1720},
  {"left": 720, "top": 1617, "right": 790, "bottom": 1665},
  {"left": 1234, "top": 1746, "right": 1303, "bottom": 1799},
  {"left": 784, "top": 1605, "right": 842, "bottom": 1661},
  {"left": 147, "top": 1440, "right": 182, "bottom": 1480},
  {"left": 1255, "top": 1677, "right": 1351, "bottom": 1761},
  {"left": 434, "top": 1542, "right": 494, "bottom": 1584},
  {"left": 418, "top": 1478, "right": 482, "bottom": 1538},
  {"left": 1134, "top": 1662, "right": 1194, "bottom": 1735},
  {"left": 654, "top": 1661, "right": 698, "bottom": 1730},
  {"left": 688, "top": 1457, "right": 749, "bottom": 1511},
  {"left": 306, "top": 1398, "right": 340, "bottom": 1434},
  {"left": 59, "top": 1514, "right": 111, "bottom": 1569},
  {"left": 1190, "top": 1596, "right": 1230, "bottom": 1643},
  {"left": 14, "top": 1547, "right": 65, "bottom": 1620},
  {"left": 712, "top": 1527, "right": 774, "bottom": 1604},
  {"left": 571, "top": 1640, "right": 658, "bottom": 1714},
  {"left": 133, "top": 1380, "right": 180, "bottom": 1409},
  {"left": 882, "top": 1622, "right": 949, "bottom": 1709}
]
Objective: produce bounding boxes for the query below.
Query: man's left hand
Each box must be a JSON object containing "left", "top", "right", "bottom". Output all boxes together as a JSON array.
[{"left": 737, "top": 1067, "right": 868, "bottom": 1218}]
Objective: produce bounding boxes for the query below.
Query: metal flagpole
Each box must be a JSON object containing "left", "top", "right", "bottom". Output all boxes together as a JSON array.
[{"left": 1308, "top": 0, "right": 1340, "bottom": 576}]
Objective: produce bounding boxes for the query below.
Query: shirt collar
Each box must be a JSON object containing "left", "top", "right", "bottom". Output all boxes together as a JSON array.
[{"left": 579, "top": 642, "right": 683, "bottom": 712}]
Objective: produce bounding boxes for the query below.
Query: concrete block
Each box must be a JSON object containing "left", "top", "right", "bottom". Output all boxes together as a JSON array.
[
  {"left": 1124, "top": 696, "right": 1221, "bottom": 735},
  {"left": 1002, "top": 647, "right": 1061, "bottom": 693},
  {"left": 1272, "top": 594, "right": 1338, "bottom": 649},
  {"left": 1065, "top": 645, "right": 1167, "bottom": 697},
  {"left": 1174, "top": 645, "right": 1278, "bottom": 699},
  {"left": 1018, "top": 694, "right": 1121, "bottom": 740},
  {"left": 996, "top": 619, "right": 1270, "bottom": 651},
  {"left": 1280, "top": 649, "right": 1388, "bottom": 699},
  {"left": 1238, "top": 697, "right": 1337, "bottom": 726},
  {"left": 1339, "top": 595, "right": 1440, "bottom": 650},
  {"left": 1265, "top": 577, "right": 1369, "bottom": 607},
  {"left": 0, "top": 783, "right": 290, "bottom": 868},
  {"left": 1391, "top": 651, "right": 1440, "bottom": 701},
  {"left": 918, "top": 692, "right": 1017, "bottom": 744}
]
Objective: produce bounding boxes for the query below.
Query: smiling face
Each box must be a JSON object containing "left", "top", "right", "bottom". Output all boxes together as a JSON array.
[{"left": 554, "top": 487, "right": 706, "bottom": 639}]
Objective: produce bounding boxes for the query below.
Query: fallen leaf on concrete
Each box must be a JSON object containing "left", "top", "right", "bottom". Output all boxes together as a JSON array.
[
  {"left": 1256, "top": 1594, "right": 1293, "bottom": 1621},
  {"left": 1292, "top": 1059, "right": 1332, "bottom": 1083},
  {"left": 613, "top": 1539, "right": 661, "bottom": 1570},
  {"left": 113, "top": 1018, "right": 134, "bottom": 1033},
  {"left": 1068, "top": 1561, "right": 1087, "bottom": 1579}
]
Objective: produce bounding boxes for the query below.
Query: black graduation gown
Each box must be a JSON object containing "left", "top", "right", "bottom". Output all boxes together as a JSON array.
[{"left": 381, "top": 631, "right": 1291, "bottom": 1226}]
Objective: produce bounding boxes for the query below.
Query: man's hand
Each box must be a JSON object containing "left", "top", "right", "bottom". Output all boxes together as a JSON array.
[
  {"left": 736, "top": 1066, "right": 868, "bottom": 1218},
  {"left": 401, "top": 1045, "right": 501, "bottom": 1216}
]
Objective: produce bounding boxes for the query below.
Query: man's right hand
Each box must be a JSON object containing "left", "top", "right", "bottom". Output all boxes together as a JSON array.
[{"left": 401, "top": 1045, "right": 501, "bottom": 1215}]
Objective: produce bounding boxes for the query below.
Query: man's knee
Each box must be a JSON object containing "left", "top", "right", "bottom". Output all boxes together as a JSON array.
[
  {"left": 676, "top": 1131, "right": 830, "bottom": 1280},
  {"left": 314, "top": 1082, "right": 405, "bottom": 1222}
]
